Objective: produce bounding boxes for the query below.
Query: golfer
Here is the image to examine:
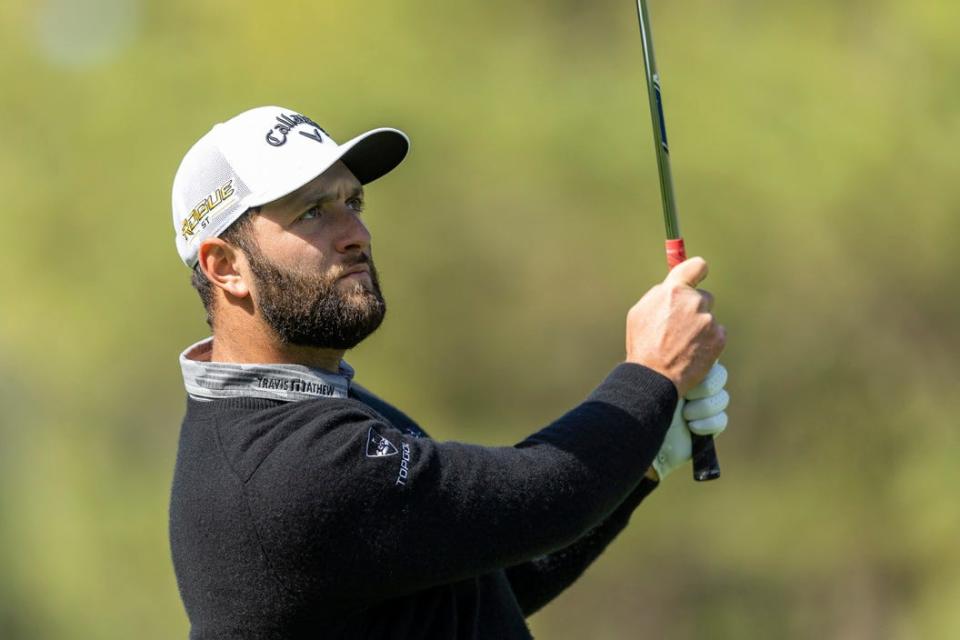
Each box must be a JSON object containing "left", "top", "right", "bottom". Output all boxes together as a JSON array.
[{"left": 168, "top": 105, "right": 730, "bottom": 639}]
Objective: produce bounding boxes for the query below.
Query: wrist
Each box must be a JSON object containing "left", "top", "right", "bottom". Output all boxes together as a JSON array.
[{"left": 624, "top": 358, "right": 682, "bottom": 397}]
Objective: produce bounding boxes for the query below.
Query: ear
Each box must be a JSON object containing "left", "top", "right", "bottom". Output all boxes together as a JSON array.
[{"left": 197, "top": 238, "right": 251, "bottom": 299}]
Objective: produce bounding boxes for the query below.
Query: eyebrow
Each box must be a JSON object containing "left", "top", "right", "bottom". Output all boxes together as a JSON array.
[{"left": 291, "top": 185, "right": 364, "bottom": 210}]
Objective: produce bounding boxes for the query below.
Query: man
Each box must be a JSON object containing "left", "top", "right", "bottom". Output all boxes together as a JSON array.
[{"left": 169, "top": 105, "right": 729, "bottom": 639}]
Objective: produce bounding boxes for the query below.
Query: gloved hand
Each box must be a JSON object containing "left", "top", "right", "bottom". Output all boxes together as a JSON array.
[{"left": 651, "top": 362, "right": 729, "bottom": 481}]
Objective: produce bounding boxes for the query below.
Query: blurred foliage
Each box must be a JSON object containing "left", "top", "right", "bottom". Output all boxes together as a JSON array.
[{"left": 1, "top": 0, "right": 958, "bottom": 637}]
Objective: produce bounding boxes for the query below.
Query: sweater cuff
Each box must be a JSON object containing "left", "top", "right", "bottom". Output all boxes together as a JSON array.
[{"left": 587, "top": 363, "right": 678, "bottom": 432}]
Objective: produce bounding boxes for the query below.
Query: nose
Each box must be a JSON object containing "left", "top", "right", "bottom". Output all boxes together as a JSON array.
[{"left": 333, "top": 206, "right": 371, "bottom": 255}]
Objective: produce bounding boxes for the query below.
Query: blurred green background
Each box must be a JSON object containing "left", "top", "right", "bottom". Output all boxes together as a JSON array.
[{"left": 2, "top": 0, "right": 958, "bottom": 637}]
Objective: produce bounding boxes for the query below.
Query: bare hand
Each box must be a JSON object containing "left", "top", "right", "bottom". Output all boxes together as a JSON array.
[{"left": 625, "top": 257, "right": 726, "bottom": 396}]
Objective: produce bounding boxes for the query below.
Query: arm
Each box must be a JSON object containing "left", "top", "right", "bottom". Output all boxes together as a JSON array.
[
  {"left": 354, "top": 379, "right": 662, "bottom": 615},
  {"left": 355, "top": 380, "right": 661, "bottom": 614},
  {"left": 505, "top": 361, "right": 732, "bottom": 616},
  {"left": 504, "top": 475, "right": 659, "bottom": 617},
  {"left": 244, "top": 363, "right": 677, "bottom": 604}
]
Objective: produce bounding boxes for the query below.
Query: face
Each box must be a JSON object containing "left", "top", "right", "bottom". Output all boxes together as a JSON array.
[{"left": 239, "top": 161, "right": 386, "bottom": 349}]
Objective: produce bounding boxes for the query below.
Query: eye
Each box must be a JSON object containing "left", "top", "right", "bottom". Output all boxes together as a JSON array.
[
  {"left": 299, "top": 204, "right": 323, "bottom": 221},
  {"left": 347, "top": 197, "right": 365, "bottom": 213}
]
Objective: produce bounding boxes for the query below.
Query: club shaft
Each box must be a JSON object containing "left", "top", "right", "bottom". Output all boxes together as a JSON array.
[{"left": 636, "top": 0, "right": 680, "bottom": 240}]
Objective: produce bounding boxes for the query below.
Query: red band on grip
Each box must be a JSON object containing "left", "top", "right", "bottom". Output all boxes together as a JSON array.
[{"left": 665, "top": 238, "right": 687, "bottom": 268}]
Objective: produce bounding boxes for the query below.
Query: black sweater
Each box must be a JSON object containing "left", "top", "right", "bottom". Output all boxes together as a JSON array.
[{"left": 168, "top": 363, "right": 677, "bottom": 638}]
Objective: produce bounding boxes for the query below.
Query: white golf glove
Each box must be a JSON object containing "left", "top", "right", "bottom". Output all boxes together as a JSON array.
[{"left": 651, "top": 362, "right": 729, "bottom": 481}]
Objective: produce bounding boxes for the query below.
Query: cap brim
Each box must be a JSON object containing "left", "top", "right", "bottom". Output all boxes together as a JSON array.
[
  {"left": 244, "top": 127, "right": 410, "bottom": 209},
  {"left": 338, "top": 128, "right": 410, "bottom": 184}
]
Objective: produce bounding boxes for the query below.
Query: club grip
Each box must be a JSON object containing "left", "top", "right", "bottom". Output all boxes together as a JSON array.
[
  {"left": 665, "top": 238, "right": 686, "bottom": 268},
  {"left": 691, "top": 432, "right": 721, "bottom": 481},
  {"left": 665, "top": 238, "right": 721, "bottom": 482}
]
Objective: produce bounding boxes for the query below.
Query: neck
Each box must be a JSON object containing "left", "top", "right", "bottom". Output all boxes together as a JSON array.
[{"left": 210, "top": 330, "right": 346, "bottom": 373}]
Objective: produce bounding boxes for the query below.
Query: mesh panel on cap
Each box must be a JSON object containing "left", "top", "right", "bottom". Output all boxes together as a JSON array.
[{"left": 173, "top": 135, "right": 252, "bottom": 266}]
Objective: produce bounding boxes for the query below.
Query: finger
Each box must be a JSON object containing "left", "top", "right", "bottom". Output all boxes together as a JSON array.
[
  {"left": 697, "top": 289, "right": 715, "bottom": 312},
  {"left": 664, "top": 256, "right": 708, "bottom": 288},
  {"left": 683, "top": 389, "right": 730, "bottom": 421},
  {"left": 712, "top": 324, "right": 728, "bottom": 359},
  {"left": 688, "top": 412, "right": 727, "bottom": 436},
  {"left": 685, "top": 362, "right": 727, "bottom": 400}
]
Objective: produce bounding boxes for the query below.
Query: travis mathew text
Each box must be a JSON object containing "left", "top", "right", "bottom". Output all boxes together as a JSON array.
[{"left": 257, "top": 377, "right": 335, "bottom": 396}]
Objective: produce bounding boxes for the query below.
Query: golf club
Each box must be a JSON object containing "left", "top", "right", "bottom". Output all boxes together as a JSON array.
[{"left": 635, "top": 0, "right": 722, "bottom": 481}]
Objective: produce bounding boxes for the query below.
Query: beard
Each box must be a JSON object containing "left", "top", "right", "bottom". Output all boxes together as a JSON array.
[{"left": 244, "top": 244, "right": 386, "bottom": 350}]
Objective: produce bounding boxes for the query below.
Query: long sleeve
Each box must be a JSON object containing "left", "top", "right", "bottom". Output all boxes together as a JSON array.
[
  {"left": 505, "top": 476, "right": 659, "bottom": 616},
  {"left": 352, "top": 376, "right": 662, "bottom": 616},
  {"left": 215, "top": 363, "right": 677, "bottom": 607}
]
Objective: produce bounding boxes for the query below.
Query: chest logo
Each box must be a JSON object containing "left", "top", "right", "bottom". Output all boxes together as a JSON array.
[{"left": 365, "top": 428, "right": 399, "bottom": 458}]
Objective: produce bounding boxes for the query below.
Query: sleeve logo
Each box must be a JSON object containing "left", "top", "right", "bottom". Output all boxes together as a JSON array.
[{"left": 365, "top": 428, "right": 399, "bottom": 458}]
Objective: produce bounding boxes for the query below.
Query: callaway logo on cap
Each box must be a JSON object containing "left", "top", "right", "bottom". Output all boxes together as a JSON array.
[{"left": 171, "top": 105, "right": 410, "bottom": 268}]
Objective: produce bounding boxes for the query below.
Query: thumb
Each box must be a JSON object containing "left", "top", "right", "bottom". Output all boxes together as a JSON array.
[{"left": 664, "top": 256, "right": 709, "bottom": 288}]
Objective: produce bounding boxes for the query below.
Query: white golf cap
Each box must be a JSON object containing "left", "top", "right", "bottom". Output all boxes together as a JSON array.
[{"left": 172, "top": 105, "right": 410, "bottom": 268}]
